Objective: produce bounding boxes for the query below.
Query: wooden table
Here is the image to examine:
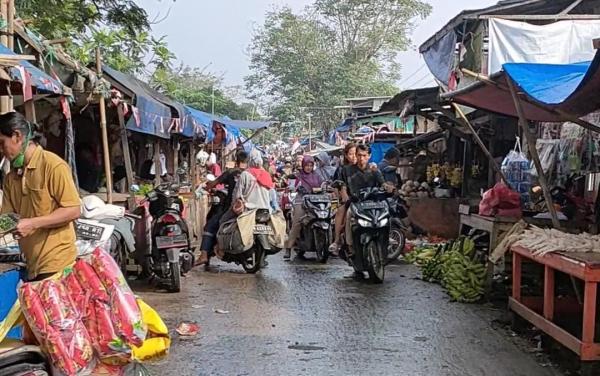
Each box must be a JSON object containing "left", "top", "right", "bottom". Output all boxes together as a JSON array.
[
  {"left": 510, "top": 245, "right": 600, "bottom": 367},
  {"left": 459, "top": 214, "right": 517, "bottom": 250},
  {"left": 459, "top": 214, "right": 518, "bottom": 296}
]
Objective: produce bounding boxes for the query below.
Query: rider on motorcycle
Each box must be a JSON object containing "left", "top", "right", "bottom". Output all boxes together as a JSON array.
[
  {"left": 329, "top": 143, "right": 357, "bottom": 255},
  {"left": 196, "top": 150, "right": 248, "bottom": 267},
  {"left": 314, "top": 152, "right": 336, "bottom": 183},
  {"left": 283, "top": 155, "right": 323, "bottom": 260},
  {"left": 341, "top": 144, "right": 388, "bottom": 256},
  {"left": 377, "top": 147, "right": 402, "bottom": 188}
]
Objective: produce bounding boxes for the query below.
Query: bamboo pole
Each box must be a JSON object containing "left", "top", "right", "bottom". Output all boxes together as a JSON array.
[
  {"left": 117, "top": 104, "right": 135, "bottom": 197},
  {"left": 507, "top": 77, "right": 561, "bottom": 229},
  {"left": 451, "top": 103, "right": 509, "bottom": 186},
  {"left": 96, "top": 48, "right": 113, "bottom": 203},
  {"left": 0, "top": 0, "right": 9, "bottom": 114}
]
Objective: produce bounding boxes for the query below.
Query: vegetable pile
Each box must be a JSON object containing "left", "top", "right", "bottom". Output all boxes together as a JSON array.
[
  {"left": 0, "top": 213, "right": 18, "bottom": 233},
  {"left": 405, "top": 237, "right": 487, "bottom": 303}
]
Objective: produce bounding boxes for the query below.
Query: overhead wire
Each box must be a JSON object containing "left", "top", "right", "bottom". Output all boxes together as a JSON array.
[
  {"left": 401, "top": 70, "right": 434, "bottom": 89},
  {"left": 398, "top": 63, "right": 428, "bottom": 86}
]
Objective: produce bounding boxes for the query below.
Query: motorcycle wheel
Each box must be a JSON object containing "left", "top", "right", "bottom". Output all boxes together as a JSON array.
[
  {"left": 366, "top": 241, "right": 385, "bottom": 284},
  {"left": 386, "top": 219, "right": 406, "bottom": 265},
  {"left": 242, "top": 247, "right": 264, "bottom": 274},
  {"left": 314, "top": 230, "right": 329, "bottom": 264},
  {"left": 169, "top": 261, "right": 181, "bottom": 293}
]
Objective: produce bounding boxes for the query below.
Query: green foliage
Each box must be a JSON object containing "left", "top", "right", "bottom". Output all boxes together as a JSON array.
[
  {"left": 153, "top": 66, "right": 257, "bottom": 120},
  {"left": 246, "top": 0, "right": 431, "bottom": 133}
]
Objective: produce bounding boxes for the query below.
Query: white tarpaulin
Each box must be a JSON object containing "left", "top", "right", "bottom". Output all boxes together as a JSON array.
[{"left": 488, "top": 18, "right": 600, "bottom": 74}]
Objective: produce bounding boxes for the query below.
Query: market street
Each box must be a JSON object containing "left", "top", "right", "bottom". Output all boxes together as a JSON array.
[{"left": 140, "top": 257, "right": 562, "bottom": 376}]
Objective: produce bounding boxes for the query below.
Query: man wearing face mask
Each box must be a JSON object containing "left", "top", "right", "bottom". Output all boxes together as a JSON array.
[{"left": 0, "top": 112, "right": 80, "bottom": 282}]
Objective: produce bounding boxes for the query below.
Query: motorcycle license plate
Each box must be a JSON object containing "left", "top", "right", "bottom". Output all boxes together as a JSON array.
[
  {"left": 156, "top": 234, "right": 188, "bottom": 249},
  {"left": 254, "top": 224, "right": 274, "bottom": 235}
]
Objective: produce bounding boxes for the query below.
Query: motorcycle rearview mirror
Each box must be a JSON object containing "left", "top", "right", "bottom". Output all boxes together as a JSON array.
[{"left": 130, "top": 184, "right": 140, "bottom": 193}]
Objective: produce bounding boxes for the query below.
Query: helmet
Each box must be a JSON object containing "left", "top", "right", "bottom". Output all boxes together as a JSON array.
[
  {"left": 81, "top": 195, "right": 125, "bottom": 220},
  {"left": 284, "top": 156, "right": 293, "bottom": 163},
  {"left": 196, "top": 150, "right": 209, "bottom": 166}
]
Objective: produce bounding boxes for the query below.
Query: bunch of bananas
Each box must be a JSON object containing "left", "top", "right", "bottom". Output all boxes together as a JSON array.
[
  {"left": 440, "top": 238, "right": 487, "bottom": 303},
  {"left": 404, "top": 247, "right": 437, "bottom": 266},
  {"left": 449, "top": 168, "right": 463, "bottom": 188}
]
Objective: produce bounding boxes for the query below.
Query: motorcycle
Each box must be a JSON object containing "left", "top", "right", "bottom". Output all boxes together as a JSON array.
[
  {"left": 0, "top": 345, "right": 49, "bottom": 375},
  {"left": 140, "top": 183, "right": 194, "bottom": 292},
  {"left": 386, "top": 194, "right": 409, "bottom": 263},
  {"left": 77, "top": 196, "right": 138, "bottom": 274},
  {"left": 294, "top": 187, "right": 333, "bottom": 263},
  {"left": 217, "top": 208, "right": 281, "bottom": 274},
  {"left": 341, "top": 187, "right": 391, "bottom": 283}
]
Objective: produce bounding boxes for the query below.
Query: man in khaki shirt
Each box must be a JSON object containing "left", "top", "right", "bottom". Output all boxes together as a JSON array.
[{"left": 0, "top": 112, "right": 80, "bottom": 281}]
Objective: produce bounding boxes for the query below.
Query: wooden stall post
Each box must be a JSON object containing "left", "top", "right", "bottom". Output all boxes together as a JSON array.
[
  {"left": 96, "top": 48, "right": 113, "bottom": 203},
  {"left": 507, "top": 78, "right": 560, "bottom": 229},
  {"left": 452, "top": 103, "right": 509, "bottom": 185},
  {"left": 117, "top": 104, "right": 135, "bottom": 199},
  {"left": 0, "top": 0, "right": 9, "bottom": 113},
  {"left": 174, "top": 140, "right": 179, "bottom": 183}
]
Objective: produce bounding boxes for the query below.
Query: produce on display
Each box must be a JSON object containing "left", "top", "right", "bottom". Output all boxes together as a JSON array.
[
  {"left": 0, "top": 213, "right": 18, "bottom": 233},
  {"left": 399, "top": 180, "right": 432, "bottom": 199},
  {"left": 405, "top": 237, "right": 487, "bottom": 303},
  {"left": 513, "top": 226, "right": 600, "bottom": 256}
]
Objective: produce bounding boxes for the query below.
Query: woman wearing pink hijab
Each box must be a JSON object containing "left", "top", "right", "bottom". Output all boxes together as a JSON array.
[{"left": 283, "top": 155, "right": 323, "bottom": 260}]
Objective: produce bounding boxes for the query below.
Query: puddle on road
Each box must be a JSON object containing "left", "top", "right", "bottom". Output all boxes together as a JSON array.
[{"left": 288, "top": 344, "right": 327, "bottom": 351}]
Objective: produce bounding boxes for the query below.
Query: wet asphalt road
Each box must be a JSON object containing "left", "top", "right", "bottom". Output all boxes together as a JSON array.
[{"left": 139, "top": 255, "right": 563, "bottom": 376}]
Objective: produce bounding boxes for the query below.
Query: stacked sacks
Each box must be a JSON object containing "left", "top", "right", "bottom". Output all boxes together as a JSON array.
[
  {"left": 19, "top": 247, "right": 149, "bottom": 374},
  {"left": 19, "top": 281, "right": 95, "bottom": 375}
]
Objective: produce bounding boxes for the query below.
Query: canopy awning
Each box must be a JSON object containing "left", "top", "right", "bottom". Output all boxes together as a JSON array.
[
  {"left": 227, "top": 120, "right": 272, "bottom": 130},
  {"left": 0, "top": 44, "right": 63, "bottom": 95},
  {"left": 103, "top": 66, "right": 175, "bottom": 139},
  {"left": 444, "top": 51, "right": 600, "bottom": 122}
]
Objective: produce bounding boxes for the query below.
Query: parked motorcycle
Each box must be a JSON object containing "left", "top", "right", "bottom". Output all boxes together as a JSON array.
[
  {"left": 141, "top": 183, "right": 194, "bottom": 292},
  {"left": 386, "top": 194, "right": 409, "bottom": 263},
  {"left": 0, "top": 345, "right": 50, "bottom": 376},
  {"left": 77, "top": 196, "right": 138, "bottom": 274},
  {"left": 294, "top": 187, "right": 333, "bottom": 263},
  {"left": 217, "top": 209, "right": 281, "bottom": 273},
  {"left": 341, "top": 187, "right": 391, "bottom": 283}
]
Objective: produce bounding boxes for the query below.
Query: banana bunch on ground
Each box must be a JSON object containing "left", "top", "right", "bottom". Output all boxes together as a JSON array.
[
  {"left": 440, "top": 237, "right": 487, "bottom": 303},
  {"left": 403, "top": 246, "right": 437, "bottom": 266}
]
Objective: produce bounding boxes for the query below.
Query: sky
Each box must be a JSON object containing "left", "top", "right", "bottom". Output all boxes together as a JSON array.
[{"left": 138, "top": 0, "right": 498, "bottom": 91}]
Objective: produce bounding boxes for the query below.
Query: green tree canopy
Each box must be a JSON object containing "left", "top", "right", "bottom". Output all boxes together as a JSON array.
[{"left": 246, "top": 0, "right": 431, "bottom": 133}]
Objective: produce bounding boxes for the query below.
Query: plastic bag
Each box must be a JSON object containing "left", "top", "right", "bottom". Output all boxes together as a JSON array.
[
  {"left": 132, "top": 299, "right": 171, "bottom": 362},
  {"left": 501, "top": 137, "right": 531, "bottom": 203},
  {"left": 531, "top": 139, "right": 559, "bottom": 178},
  {"left": 479, "top": 183, "right": 521, "bottom": 217},
  {"left": 19, "top": 281, "right": 95, "bottom": 376},
  {"left": 91, "top": 247, "right": 147, "bottom": 346},
  {"left": 88, "top": 299, "right": 131, "bottom": 361}
]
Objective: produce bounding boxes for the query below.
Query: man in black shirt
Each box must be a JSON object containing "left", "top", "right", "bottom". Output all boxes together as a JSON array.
[
  {"left": 341, "top": 145, "right": 385, "bottom": 200},
  {"left": 196, "top": 150, "right": 248, "bottom": 267},
  {"left": 342, "top": 144, "right": 386, "bottom": 254}
]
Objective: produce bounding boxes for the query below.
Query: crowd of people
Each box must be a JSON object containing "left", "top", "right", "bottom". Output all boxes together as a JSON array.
[{"left": 195, "top": 142, "right": 403, "bottom": 267}]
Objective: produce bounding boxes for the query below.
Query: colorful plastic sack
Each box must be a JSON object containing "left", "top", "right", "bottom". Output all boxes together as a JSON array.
[
  {"left": 73, "top": 259, "right": 109, "bottom": 303},
  {"left": 479, "top": 182, "right": 522, "bottom": 218},
  {"left": 501, "top": 137, "right": 531, "bottom": 204},
  {"left": 19, "top": 281, "right": 95, "bottom": 376},
  {"left": 91, "top": 247, "right": 146, "bottom": 346},
  {"left": 132, "top": 299, "right": 171, "bottom": 362},
  {"left": 88, "top": 299, "right": 131, "bottom": 362}
]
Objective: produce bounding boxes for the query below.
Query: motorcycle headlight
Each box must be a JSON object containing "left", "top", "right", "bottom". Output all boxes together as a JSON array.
[
  {"left": 317, "top": 210, "right": 329, "bottom": 219},
  {"left": 357, "top": 218, "right": 372, "bottom": 227},
  {"left": 378, "top": 218, "right": 389, "bottom": 227}
]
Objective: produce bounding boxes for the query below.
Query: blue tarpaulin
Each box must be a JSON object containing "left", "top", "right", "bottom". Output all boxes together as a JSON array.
[
  {"left": 103, "top": 66, "right": 173, "bottom": 139},
  {"left": 227, "top": 120, "right": 271, "bottom": 130},
  {"left": 445, "top": 50, "right": 600, "bottom": 122},
  {"left": 0, "top": 266, "right": 23, "bottom": 339},
  {"left": 0, "top": 44, "right": 63, "bottom": 95},
  {"left": 369, "top": 143, "right": 395, "bottom": 164}
]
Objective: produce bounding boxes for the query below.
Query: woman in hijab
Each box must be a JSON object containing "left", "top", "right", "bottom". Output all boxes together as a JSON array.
[
  {"left": 314, "top": 151, "right": 336, "bottom": 182},
  {"left": 284, "top": 155, "right": 323, "bottom": 260},
  {"left": 232, "top": 149, "right": 274, "bottom": 213}
]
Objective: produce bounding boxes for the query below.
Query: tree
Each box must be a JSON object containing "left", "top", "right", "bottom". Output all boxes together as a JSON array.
[
  {"left": 16, "top": 0, "right": 175, "bottom": 75},
  {"left": 153, "top": 65, "right": 256, "bottom": 120},
  {"left": 246, "top": 0, "right": 431, "bottom": 133}
]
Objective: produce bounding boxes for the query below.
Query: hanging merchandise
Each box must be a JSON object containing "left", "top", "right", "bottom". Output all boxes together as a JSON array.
[
  {"left": 531, "top": 139, "right": 559, "bottom": 182},
  {"left": 501, "top": 137, "right": 531, "bottom": 204}
]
